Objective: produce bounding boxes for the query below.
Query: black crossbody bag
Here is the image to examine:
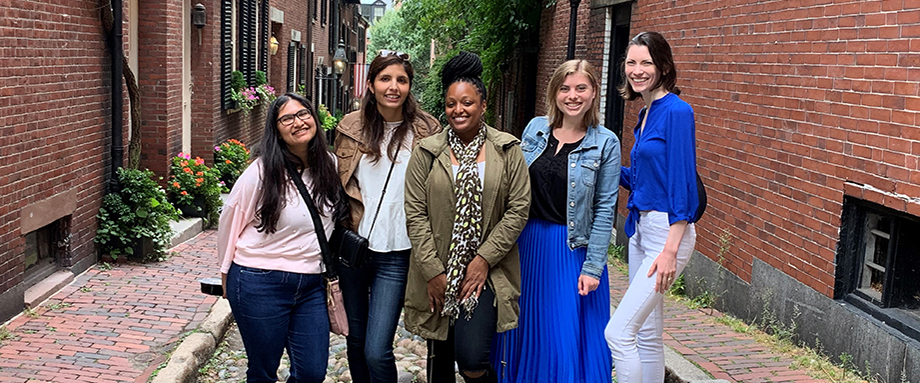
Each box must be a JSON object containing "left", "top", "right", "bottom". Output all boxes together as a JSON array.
[{"left": 329, "top": 160, "right": 396, "bottom": 269}]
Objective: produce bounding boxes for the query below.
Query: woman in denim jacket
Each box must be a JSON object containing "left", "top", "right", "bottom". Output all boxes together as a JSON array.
[{"left": 492, "top": 59, "right": 620, "bottom": 383}]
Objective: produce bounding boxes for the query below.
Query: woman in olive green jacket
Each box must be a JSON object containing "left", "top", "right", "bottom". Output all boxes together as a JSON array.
[{"left": 403, "top": 51, "right": 530, "bottom": 383}]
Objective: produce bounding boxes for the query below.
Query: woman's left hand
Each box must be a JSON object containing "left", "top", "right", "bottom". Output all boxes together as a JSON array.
[
  {"left": 578, "top": 275, "right": 600, "bottom": 296},
  {"left": 647, "top": 250, "right": 678, "bottom": 293},
  {"left": 460, "top": 255, "right": 489, "bottom": 302}
]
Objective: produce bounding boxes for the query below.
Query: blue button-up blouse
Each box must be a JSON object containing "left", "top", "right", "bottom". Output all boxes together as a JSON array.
[{"left": 621, "top": 92, "right": 700, "bottom": 237}]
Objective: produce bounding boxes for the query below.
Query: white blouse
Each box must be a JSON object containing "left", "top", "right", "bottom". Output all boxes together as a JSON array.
[{"left": 355, "top": 121, "right": 415, "bottom": 252}]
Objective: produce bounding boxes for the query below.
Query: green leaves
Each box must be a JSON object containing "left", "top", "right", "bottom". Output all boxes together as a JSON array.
[
  {"left": 94, "top": 168, "right": 180, "bottom": 262},
  {"left": 376, "top": 0, "right": 542, "bottom": 124}
]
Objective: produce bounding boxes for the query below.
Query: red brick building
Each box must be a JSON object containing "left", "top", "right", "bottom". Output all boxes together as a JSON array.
[
  {"left": 0, "top": 0, "right": 364, "bottom": 324},
  {"left": 533, "top": 0, "right": 920, "bottom": 380}
]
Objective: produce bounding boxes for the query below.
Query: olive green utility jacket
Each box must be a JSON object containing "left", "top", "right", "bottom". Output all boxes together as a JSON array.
[
  {"left": 334, "top": 110, "right": 441, "bottom": 230},
  {"left": 403, "top": 125, "right": 531, "bottom": 340}
]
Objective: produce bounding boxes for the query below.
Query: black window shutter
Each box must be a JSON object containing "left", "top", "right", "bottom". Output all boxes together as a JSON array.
[
  {"left": 287, "top": 43, "right": 296, "bottom": 92},
  {"left": 321, "top": 0, "right": 326, "bottom": 24},
  {"left": 313, "top": 0, "right": 318, "bottom": 20},
  {"left": 239, "top": 0, "right": 256, "bottom": 84},
  {"left": 221, "top": 0, "right": 233, "bottom": 110},
  {"left": 259, "top": 0, "right": 268, "bottom": 72},
  {"left": 328, "top": 0, "right": 336, "bottom": 53},
  {"left": 298, "top": 46, "right": 307, "bottom": 91}
]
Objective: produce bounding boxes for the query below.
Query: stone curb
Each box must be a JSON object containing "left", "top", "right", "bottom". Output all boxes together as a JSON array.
[
  {"left": 665, "top": 344, "right": 730, "bottom": 383},
  {"left": 152, "top": 299, "right": 233, "bottom": 383}
]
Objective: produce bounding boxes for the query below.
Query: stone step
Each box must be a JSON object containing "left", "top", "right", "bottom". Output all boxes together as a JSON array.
[{"left": 24, "top": 270, "right": 74, "bottom": 308}]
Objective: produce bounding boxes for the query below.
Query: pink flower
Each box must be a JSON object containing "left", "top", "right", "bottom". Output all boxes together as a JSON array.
[{"left": 214, "top": 146, "right": 221, "bottom": 151}]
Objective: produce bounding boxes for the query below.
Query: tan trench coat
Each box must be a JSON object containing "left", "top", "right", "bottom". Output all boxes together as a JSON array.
[
  {"left": 334, "top": 110, "right": 441, "bottom": 230},
  {"left": 403, "top": 125, "right": 531, "bottom": 340}
]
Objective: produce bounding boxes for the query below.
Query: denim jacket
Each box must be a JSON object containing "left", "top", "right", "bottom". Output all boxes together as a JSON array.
[{"left": 520, "top": 117, "right": 621, "bottom": 279}]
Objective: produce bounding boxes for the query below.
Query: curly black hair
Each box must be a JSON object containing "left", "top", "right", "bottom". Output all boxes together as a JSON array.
[{"left": 440, "top": 51, "right": 487, "bottom": 101}]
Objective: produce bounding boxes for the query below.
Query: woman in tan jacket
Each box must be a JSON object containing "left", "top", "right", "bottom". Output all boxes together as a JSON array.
[
  {"left": 404, "top": 51, "right": 530, "bottom": 383},
  {"left": 334, "top": 51, "right": 440, "bottom": 383}
]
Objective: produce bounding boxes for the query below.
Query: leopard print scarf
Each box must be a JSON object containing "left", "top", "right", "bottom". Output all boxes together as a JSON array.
[{"left": 441, "top": 124, "right": 487, "bottom": 323}]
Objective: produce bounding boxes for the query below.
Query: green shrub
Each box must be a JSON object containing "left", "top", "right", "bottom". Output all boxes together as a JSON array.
[{"left": 95, "top": 168, "right": 179, "bottom": 261}]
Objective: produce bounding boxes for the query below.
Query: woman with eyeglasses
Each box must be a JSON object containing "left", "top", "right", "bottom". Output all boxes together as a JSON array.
[
  {"left": 404, "top": 51, "right": 529, "bottom": 383},
  {"left": 334, "top": 50, "right": 441, "bottom": 383},
  {"left": 217, "top": 92, "right": 348, "bottom": 383}
]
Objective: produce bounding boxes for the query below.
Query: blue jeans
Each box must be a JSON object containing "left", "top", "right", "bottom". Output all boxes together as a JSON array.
[
  {"left": 226, "top": 263, "right": 329, "bottom": 383},
  {"left": 337, "top": 249, "right": 410, "bottom": 383}
]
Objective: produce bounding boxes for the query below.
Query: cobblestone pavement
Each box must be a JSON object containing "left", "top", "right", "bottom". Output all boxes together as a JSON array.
[
  {"left": 1, "top": 229, "right": 829, "bottom": 383},
  {"left": 198, "top": 318, "right": 449, "bottom": 383}
]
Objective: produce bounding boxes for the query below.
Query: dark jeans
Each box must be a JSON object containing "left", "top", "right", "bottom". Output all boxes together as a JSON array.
[
  {"left": 428, "top": 286, "right": 498, "bottom": 383},
  {"left": 337, "top": 249, "right": 410, "bottom": 383},
  {"left": 226, "top": 263, "right": 329, "bottom": 383}
]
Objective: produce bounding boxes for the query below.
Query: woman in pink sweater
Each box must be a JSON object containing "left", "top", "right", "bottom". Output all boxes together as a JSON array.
[{"left": 217, "top": 92, "right": 348, "bottom": 383}]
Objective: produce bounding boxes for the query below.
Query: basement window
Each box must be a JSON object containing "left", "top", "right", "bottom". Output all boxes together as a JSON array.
[{"left": 835, "top": 197, "right": 920, "bottom": 340}]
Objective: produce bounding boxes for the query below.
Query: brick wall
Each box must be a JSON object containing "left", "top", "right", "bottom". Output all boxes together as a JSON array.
[
  {"left": 0, "top": 0, "right": 110, "bottom": 307},
  {"left": 600, "top": 0, "right": 920, "bottom": 297}
]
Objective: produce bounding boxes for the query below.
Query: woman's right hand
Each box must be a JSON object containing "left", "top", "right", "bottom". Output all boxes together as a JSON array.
[
  {"left": 427, "top": 273, "right": 447, "bottom": 313},
  {"left": 221, "top": 273, "right": 228, "bottom": 299}
]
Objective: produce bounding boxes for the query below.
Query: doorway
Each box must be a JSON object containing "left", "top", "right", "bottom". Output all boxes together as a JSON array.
[{"left": 604, "top": 2, "right": 632, "bottom": 139}]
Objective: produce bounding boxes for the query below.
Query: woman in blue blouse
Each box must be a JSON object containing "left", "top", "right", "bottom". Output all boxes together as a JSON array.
[
  {"left": 604, "top": 32, "right": 700, "bottom": 383},
  {"left": 492, "top": 59, "right": 620, "bottom": 383}
]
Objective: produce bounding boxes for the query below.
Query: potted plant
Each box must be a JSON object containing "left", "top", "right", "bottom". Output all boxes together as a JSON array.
[
  {"left": 95, "top": 168, "right": 180, "bottom": 262},
  {"left": 213, "top": 139, "right": 251, "bottom": 191},
  {"left": 168, "top": 153, "right": 223, "bottom": 225}
]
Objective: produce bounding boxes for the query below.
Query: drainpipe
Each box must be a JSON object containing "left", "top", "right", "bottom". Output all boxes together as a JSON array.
[
  {"left": 110, "top": 0, "right": 125, "bottom": 192},
  {"left": 566, "top": 0, "right": 581, "bottom": 60}
]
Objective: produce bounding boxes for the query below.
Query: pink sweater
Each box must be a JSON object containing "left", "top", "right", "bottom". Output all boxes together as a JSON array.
[{"left": 217, "top": 159, "right": 334, "bottom": 275}]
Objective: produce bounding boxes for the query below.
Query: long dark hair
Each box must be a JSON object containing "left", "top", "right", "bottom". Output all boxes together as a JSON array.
[
  {"left": 253, "top": 92, "right": 346, "bottom": 233},
  {"left": 441, "top": 51, "right": 487, "bottom": 101},
  {"left": 619, "top": 31, "right": 681, "bottom": 101},
  {"left": 362, "top": 54, "right": 420, "bottom": 163}
]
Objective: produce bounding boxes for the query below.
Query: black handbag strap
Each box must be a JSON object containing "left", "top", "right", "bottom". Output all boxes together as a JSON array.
[
  {"left": 367, "top": 160, "right": 397, "bottom": 237},
  {"left": 285, "top": 163, "right": 336, "bottom": 279}
]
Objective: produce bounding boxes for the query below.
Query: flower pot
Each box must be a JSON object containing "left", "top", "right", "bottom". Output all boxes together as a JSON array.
[{"left": 177, "top": 195, "right": 208, "bottom": 218}]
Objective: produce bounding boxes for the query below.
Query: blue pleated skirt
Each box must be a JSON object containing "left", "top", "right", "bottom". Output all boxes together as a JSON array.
[{"left": 491, "top": 218, "right": 612, "bottom": 383}]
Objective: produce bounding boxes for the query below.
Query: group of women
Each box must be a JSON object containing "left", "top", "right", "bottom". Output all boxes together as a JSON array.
[{"left": 216, "top": 31, "right": 701, "bottom": 383}]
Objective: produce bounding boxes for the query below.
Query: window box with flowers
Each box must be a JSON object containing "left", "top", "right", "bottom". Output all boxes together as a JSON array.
[
  {"left": 168, "top": 153, "right": 223, "bottom": 225},
  {"left": 213, "top": 139, "right": 251, "bottom": 191}
]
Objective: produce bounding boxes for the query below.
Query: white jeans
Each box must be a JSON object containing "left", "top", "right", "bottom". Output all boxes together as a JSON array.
[{"left": 605, "top": 211, "right": 696, "bottom": 383}]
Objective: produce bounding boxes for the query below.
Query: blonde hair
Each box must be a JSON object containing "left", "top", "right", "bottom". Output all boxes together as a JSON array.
[{"left": 545, "top": 60, "right": 601, "bottom": 129}]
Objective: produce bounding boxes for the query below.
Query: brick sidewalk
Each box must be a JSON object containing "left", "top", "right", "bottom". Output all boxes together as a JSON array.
[
  {"left": 608, "top": 266, "right": 829, "bottom": 383},
  {"left": 0, "top": 231, "right": 220, "bottom": 383}
]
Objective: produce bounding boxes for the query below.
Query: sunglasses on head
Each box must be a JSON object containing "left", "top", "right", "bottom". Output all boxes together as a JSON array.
[{"left": 378, "top": 49, "right": 410, "bottom": 61}]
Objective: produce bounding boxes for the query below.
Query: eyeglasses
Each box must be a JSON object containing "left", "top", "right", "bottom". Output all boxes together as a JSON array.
[
  {"left": 277, "top": 109, "right": 313, "bottom": 126},
  {"left": 378, "top": 49, "right": 410, "bottom": 61}
]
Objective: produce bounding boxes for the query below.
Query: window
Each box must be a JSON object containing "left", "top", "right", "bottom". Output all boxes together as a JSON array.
[
  {"left": 313, "top": 0, "right": 318, "bottom": 20},
  {"left": 835, "top": 196, "right": 920, "bottom": 340}
]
